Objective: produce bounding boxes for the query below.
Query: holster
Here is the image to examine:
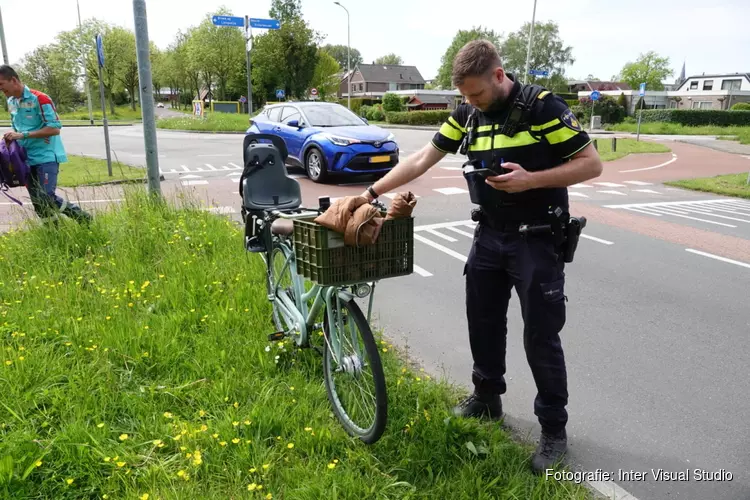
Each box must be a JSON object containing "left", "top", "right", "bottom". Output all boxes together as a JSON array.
[{"left": 560, "top": 216, "right": 586, "bottom": 263}]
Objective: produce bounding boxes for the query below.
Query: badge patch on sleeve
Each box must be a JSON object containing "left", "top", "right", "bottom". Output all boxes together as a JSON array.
[{"left": 561, "top": 108, "right": 582, "bottom": 132}]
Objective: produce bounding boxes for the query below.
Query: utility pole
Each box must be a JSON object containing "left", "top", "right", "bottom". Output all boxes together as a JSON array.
[
  {"left": 0, "top": 6, "right": 9, "bottom": 65},
  {"left": 244, "top": 16, "right": 253, "bottom": 115},
  {"left": 133, "top": 0, "right": 161, "bottom": 196},
  {"left": 334, "top": 2, "right": 350, "bottom": 109},
  {"left": 523, "top": 0, "right": 537, "bottom": 85},
  {"left": 77, "top": 1, "right": 95, "bottom": 126}
]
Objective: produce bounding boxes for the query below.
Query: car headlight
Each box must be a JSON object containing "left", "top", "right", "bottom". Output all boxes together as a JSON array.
[{"left": 323, "top": 134, "right": 361, "bottom": 146}]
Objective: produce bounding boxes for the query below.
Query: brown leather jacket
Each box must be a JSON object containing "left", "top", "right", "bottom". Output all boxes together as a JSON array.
[{"left": 313, "top": 192, "right": 416, "bottom": 246}]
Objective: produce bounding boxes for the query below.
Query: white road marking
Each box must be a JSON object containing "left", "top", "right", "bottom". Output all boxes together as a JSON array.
[
  {"left": 205, "top": 164, "right": 219, "bottom": 171},
  {"left": 227, "top": 172, "right": 243, "bottom": 177},
  {"left": 597, "top": 190, "right": 627, "bottom": 196},
  {"left": 2, "top": 199, "right": 124, "bottom": 206},
  {"left": 181, "top": 165, "right": 190, "bottom": 172},
  {"left": 229, "top": 162, "right": 242, "bottom": 169},
  {"left": 685, "top": 249, "right": 750, "bottom": 269},
  {"left": 677, "top": 206, "right": 750, "bottom": 223},
  {"left": 415, "top": 220, "right": 475, "bottom": 232},
  {"left": 636, "top": 207, "right": 736, "bottom": 227},
  {"left": 205, "top": 206, "right": 235, "bottom": 214},
  {"left": 198, "top": 154, "right": 232, "bottom": 157},
  {"left": 425, "top": 229, "right": 457, "bottom": 242},
  {"left": 432, "top": 175, "right": 464, "bottom": 179},
  {"left": 595, "top": 182, "right": 626, "bottom": 187},
  {"left": 445, "top": 226, "right": 474, "bottom": 238},
  {"left": 586, "top": 479, "right": 641, "bottom": 500},
  {"left": 581, "top": 234, "right": 614, "bottom": 245},
  {"left": 433, "top": 187, "right": 469, "bottom": 195},
  {"left": 569, "top": 192, "right": 590, "bottom": 198},
  {"left": 571, "top": 183, "right": 593, "bottom": 188},
  {"left": 439, "top": 166, "right": 463, "bottom": 171},
  {"left": 633, "top": 189, "right": 661, "bottom": 194},
  {"left": 181, "top": 180, "right": 209, "bottom": 186},
  {"left": 603, "top": 199, "right": 750, "bottom": 209},
  {"left": 619, "top": 154, "right": 678, "bottom": 173},
  {"left": 414, "top": 234, "right": 467, "bottom": 263},
  {"left": 623, "top": 181, "right": 652, "bottom": 186},
  {"left": 412, "top": 265, "right": 433, "bottom": 277},
  {"left": 181, "top": 174, "right": 202, "bottom": 179}
]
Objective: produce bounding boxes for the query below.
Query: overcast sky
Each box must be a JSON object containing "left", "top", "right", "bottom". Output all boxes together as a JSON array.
[{"left": 2, "top": 0, "right": 749, "bottom": 83}]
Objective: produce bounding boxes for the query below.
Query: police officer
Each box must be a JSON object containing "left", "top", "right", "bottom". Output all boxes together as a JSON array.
[{"left": 361, "top": 40, "right": 602, "bottom": 473}]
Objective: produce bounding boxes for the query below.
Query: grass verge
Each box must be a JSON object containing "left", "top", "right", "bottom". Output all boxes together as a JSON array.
[
  {"left": 593, "top": 137, "right": 671, "bottom": 161},
  {"left": 156, "top": 113, "right": 252, "bottom": 132},
  {"left": 0, "top": 189, "right": 592, "bottom": 499},
  {"left": 58, "top": 155, "right": 147, "bottom": 187},
  {"left": 604, "top": 123, "right": 750, "bottom": 144},
  {"left": 664, "top": 173, "right": 750, "bottom": 199}
]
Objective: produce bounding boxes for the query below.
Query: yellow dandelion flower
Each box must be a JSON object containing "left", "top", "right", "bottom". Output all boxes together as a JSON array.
[
  {"left": 304, "top": 427, "right": 312, "bottom": 432},
  {"left": 289, "top": 386, "right": 295, "bottom": 391},
  {"left": 263, "top": 464, "right": 270, "bottom": 470},
  {"left": 244, "top": 420, "right": 251, "bottom": 425},
  {"left": 35, "top": 460, "right": 42, "bottom": 467},
  {"left": 4, "top": 360, "right": 10, "bottom": 366},
  {"left": 249, "top": 467, "right": 257, "bottom": 473},
  {"left": 212, "top": 433, "right": 219, "bottom": 439},
  {"left": 266, "top": 494, "right": 273, "bottom": 500},
  {"left": 140, "top": 494, "right": 149, "bottom": 500},
  {"left": 119, "top": 434, "right": 128, "bottom": 441},
  {"left": 163, "top": 412, "right": 173, "bottom": 418},
  {"left": 177, "top": 470, "right": 186, "bottom": 477},
  {"left": 382, "top": 348, "right": 388, "bottom": 353},
  {"left": 219, "top": 441, "right": 227, "bottom": 446},
  {"left": 232, "top": 421, "right": 239, "bottom": 427},
  {"left": 287, "top": 443, "right": 294, "bottom": 449},
  {"left": 104, "top": 457, "right": 111, "bottom": 462},
  {"left": 232, "top": 438, "right": 240, "bottom": 444},
  {"left": 248, "top": 483, "right": 257, "bottom": 491},
  {"left": 117, "top": 462, "right": 126, "bottom": 467},
  {"left": 328, "top": 463, "right": 336, "bottom": 469},
  {"left": 199, "top": 410, "right": 206, "bottom": 417},
  {"left": 18, "top": 356, "right": 24, "bottom": 361},
  {"left": 200, "top": 424, "right": 208, "bottom": 432},
  {"left": 334, "top": 459, "right": 338, "bottom": 463},
  {"left": 152, "top": 439, "right": 162, "bottom": 446},
  {"left": 66, "top": 478, "right": 74, "bottom": 485},
  {"left": 233, "top": 401, "right": 239, "bottom": 408}
]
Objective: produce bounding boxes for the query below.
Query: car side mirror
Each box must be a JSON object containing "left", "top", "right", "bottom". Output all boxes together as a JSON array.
[{"left": 287, "top": 119, "right": 302, "bottom": 128}]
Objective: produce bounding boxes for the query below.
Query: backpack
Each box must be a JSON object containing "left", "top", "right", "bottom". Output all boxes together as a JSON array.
[{"left": 0, "top": 139, "right": 31, "bottom": 206}]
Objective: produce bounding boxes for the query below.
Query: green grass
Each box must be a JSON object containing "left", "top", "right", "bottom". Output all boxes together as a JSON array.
[
  {"left": 604, "top": 122, "right": 750, "bottom": 144},
  {"left": 664, "top": 173, "right": 750, "bottom": 199},
  {"left": 592, "top": 137, "right": 671, "bottom": 161},
  {"left": 0, "top": 189, "right": 592, "bottom": 499},
  {"left": 156, "top": 113, "right": 253, "bottom": 132},
  {"left": 0, "top": 106, "right": 143, "bottom": 124},
  {"left": 57, "top": 155, "right": 147, "bottom": 187}
]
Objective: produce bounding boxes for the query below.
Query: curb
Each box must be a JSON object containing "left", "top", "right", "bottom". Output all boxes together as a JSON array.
[
  {"left": 155, "top": 128, "right": 246, "bottom": 134},
  {"left": 73, "top": 175, "right": 166, "bottom": 188}
]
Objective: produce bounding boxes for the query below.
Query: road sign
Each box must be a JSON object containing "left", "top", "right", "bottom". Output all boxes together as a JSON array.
[
  {"left": 310, "top": 88, "right": 318, "bottom": 96},
  {"left": 528, "top": 69, "right": 549, "bottom": 77},
  {"left": 639, "top": 82, "right": 646, "bottom": 96},
  {"left": 96, "top": 33, "right": 105, "bottom": 68},
  {"left": 212, "top": 15, "right": 245, "bottom": 27},
  {"left": 249, "top": 18, "right": 280, "bottom": 29},
  {"left": 276, "top": 89, "right": 285, "bottom": 99},
  {"left": 239, "top": 96, "right": 247, "bottom": 103},
  {"left": 590, "top": 90, "right": 601, "bottom": 101}
]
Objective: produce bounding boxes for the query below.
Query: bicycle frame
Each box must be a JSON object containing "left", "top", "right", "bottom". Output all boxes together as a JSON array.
[{"left": 266, "top": 226, "right": 374, "bottom": 365}]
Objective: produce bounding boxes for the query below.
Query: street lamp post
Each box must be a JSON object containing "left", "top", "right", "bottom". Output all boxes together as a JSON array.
[
  {"left": 523, "top": 0, "right": 538, "bottom": 85},
  {"left": 334, "top": 1, "right": 350, "bottom": 109}
]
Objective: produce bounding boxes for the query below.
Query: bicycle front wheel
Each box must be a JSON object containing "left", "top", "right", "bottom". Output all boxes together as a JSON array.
[{"left": 323, "top": 297, "right": 387, "bottom": 444}]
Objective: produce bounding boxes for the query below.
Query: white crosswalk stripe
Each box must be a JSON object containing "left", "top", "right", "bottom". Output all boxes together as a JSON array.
[{"left": 603, "top": 199, "right": 750, "bottom": 229}]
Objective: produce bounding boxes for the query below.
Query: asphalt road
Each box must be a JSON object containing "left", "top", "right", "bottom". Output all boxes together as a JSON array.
[{"left": 3, "top": 125, "right": 750, "bottom": 500}]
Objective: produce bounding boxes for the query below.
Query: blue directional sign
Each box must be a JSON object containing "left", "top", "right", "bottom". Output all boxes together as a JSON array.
[
  {"left": 276, "top": 89, "right": 285, "bottom": 99},
  {"left": 249, "top": 18, "right": 281, "bottom": 30},
  {"left": 212, "top": 15, "right": 245, "bottom": 27},
  {"left": 639, "top": 82, "right": 646, "bottom": 96},
  {"left": 96, "top": 34, "right": 105, "bottom": 68},
  {"left": 590, "top": 90, "right": 601, "bottom": 101},
  {"left": 528, "top": 69, "right": 549, "bottom": 77}
]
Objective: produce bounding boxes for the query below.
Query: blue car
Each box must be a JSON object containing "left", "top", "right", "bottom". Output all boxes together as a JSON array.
[{"left": 246, "top": 101, "right": 399, "bottom": 183}]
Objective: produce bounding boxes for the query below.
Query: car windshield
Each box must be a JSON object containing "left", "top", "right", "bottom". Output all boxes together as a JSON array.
[{"left": 302, "top": 104, "right": 365, "bottom": 127}]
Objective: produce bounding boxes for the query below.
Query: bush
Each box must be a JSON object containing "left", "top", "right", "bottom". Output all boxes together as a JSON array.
[
  {"left": 731, "top": 102, "right": 750, "bottom": 111},
  {"left": 385, "top": 110, "right": 451, "bottom": 125},
  {"left": 638, "top": 109, "right": 750, "bottom": 126},
  {"left": 382, "top": 93, "right": 405, "bottom": 112}
]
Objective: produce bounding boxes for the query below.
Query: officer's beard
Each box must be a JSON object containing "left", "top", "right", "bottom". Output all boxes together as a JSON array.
[{"left": 482, "top": 85, "right": 510, "bottom": 116}]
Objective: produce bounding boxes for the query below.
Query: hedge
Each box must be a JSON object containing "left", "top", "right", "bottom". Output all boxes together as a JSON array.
[
  {"left": 638, "top": 109, "right": 750, "bottom": 126},
  {"left": 385, "top": 110, "right": 451, "bottom": 125},
  {"left": 731, "top": 102, "right": 750, "bottom": 111}
]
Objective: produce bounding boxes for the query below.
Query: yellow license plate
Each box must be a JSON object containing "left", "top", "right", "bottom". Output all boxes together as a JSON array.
[{"left": 369, "top": 155, "right": 390, "bottom": 163}]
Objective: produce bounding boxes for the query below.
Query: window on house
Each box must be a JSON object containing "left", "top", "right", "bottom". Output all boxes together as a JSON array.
[
  {"left": 689, "top": 81, "right": 698, "bottom": 90},
  {"left": 703, "top": 80, "right": 713, "bottom": 91},
  {"left": 389, "top": 82, "right": 397, "bottom": 91},
  {"left": 691, "top": 101, "right": 712, "bottom": 109},
  {"left": 721, "top": 79, "right": 741, "bottom": 90}
]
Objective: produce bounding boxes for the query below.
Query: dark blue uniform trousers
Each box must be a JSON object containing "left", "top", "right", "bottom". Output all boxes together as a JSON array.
[{"left": 465, "top": 221, "right": 568, "bottom": 433}]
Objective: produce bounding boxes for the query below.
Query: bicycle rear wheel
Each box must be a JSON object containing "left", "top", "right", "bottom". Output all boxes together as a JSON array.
[{"left": 323, "top": 297, "right": 387, "bottom": 444}]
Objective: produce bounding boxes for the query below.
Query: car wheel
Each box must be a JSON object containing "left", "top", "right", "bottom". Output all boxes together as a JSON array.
[{"left": 305, "top": 147, "right": 328, "bottom": 183}]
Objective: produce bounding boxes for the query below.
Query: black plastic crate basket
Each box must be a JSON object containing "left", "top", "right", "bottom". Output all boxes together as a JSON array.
[{"left": 292, "top": 215, "right": 414, "bottom": 286}]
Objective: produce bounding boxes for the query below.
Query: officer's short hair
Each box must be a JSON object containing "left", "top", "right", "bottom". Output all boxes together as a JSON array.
[
  {"left": 0, "top": 65, "right": 19, "bottom": 81},
  {"left": 452, "top": 40, "right": 503, "bottom": 87}
]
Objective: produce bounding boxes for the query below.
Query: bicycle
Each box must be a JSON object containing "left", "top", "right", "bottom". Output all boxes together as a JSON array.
[{"left": 238, "top": 133, "right": 413, "bottom": 444}]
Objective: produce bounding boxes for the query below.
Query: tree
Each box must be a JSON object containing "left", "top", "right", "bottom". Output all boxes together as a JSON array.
[
  {"left": 18, "top": 44, "right": 78, "bottom": 110},
  {"left": 619, "top": 51, "right": 673, "bottom": 91},
  {"left": 374, "top": 53, "right": 403, "bottom": 65},
  {"left": 435, "top": 26, "right": 503, "bottom": 89},
  {"left": 189, "top": 11, "right": 246, "bottom": 101},
  {"left": 322, "top": 44, "right": 362, "bottom": 70},
  {"left": 500, "top": 21, "right": 574, "bottom": 91},
  {"left": 310, "top": 49, "right": 341, "bottom": 101},
  {"left": 269, "top": 0, "right": 303, "bottom": 23},
  {"left": 112, "top": 28, "right": 139, "bottom": 111}
]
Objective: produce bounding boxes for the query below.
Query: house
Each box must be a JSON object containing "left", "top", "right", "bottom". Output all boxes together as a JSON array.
[
  {"left": 575, "top": 71, "right": 750, "bottom": 114},
  {"left": 385, "top": 89, "right": 462, "bottom": 111},
  {"left": 338, "top": 64, "right": 426, "bottom": 99},
  {"left": 568, "top": 80, "right": 632, "bottom": 93}
]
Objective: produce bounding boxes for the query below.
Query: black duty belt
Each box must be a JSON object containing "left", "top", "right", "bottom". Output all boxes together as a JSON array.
[{"left": 473, "top": 207, "right": 546, "bottom": 232}]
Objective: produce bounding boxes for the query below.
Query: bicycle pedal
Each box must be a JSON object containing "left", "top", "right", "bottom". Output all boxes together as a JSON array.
[{"left": 267, "top": 331, "right": 286, "bottom": 342}]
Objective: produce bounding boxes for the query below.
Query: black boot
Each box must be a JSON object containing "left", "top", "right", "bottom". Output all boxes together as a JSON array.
[
  {"left": 452, "top": 391, "right": 503, "bottom": 420},
  {"left": 532, "top": 428, "right": 567, "bottom": 474}
]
